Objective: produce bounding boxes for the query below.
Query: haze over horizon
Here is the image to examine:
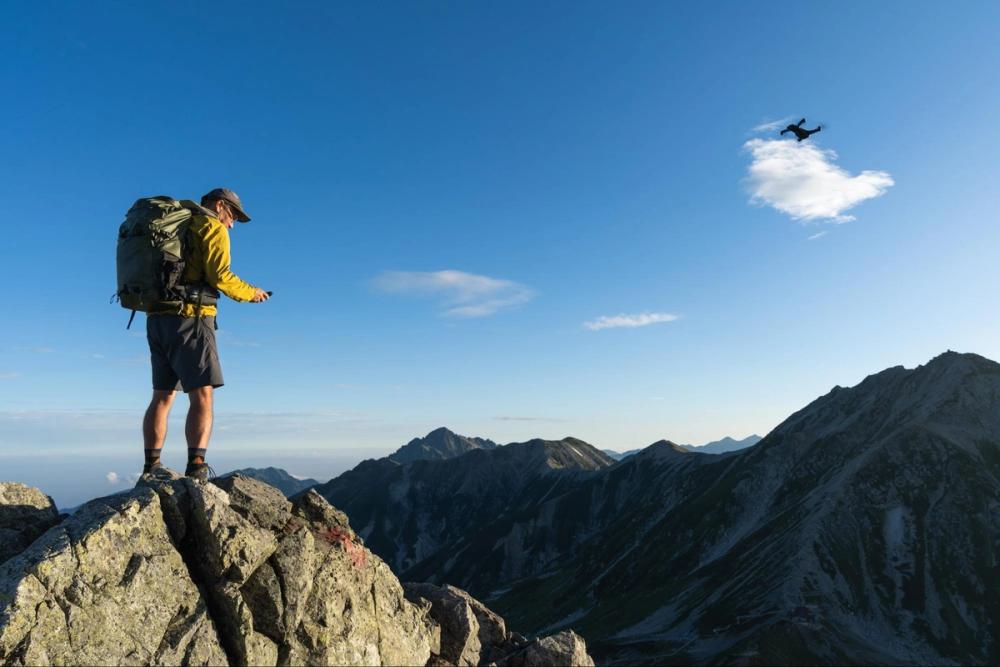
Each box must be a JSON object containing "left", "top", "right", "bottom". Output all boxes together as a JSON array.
[{"left": 2, "top": 3, "right": 999, "bottom": 506}]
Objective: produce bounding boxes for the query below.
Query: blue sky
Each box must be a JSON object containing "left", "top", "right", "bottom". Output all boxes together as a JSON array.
[{"left": 2, "top": 2, "right": 999, "bottom": 507}]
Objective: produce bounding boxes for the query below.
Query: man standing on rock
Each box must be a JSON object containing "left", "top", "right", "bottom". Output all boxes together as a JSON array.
[{"left": 142, "top": 188, "right": 270, "bottom": 482}]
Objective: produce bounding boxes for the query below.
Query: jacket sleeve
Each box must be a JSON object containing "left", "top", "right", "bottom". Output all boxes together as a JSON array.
[{"left": 202, "top": 222, "right": 258, "bottom": 302}]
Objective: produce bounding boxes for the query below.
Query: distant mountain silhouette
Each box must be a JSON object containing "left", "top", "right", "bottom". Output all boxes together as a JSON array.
[
  {"left": 389, "top": 426, "right": 499, "bottom": 463},
  {"left": 603, "top": 434, "right": 761, "bottom": 460},
  {"left": 682, "top": 433, "right": 762, "bottom": 454}
]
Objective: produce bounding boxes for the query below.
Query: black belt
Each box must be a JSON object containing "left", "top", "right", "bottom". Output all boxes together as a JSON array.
[{"left": 184, "top": 285, "right": 220, "bottom": 307}]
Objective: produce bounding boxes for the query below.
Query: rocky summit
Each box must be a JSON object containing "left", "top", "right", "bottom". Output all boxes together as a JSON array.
[
  {"left": 0, "top": 473, "right": 594, "bottom": 666},
  {"left": 388, "top": 427, "right": 499, "bottom": 464}
]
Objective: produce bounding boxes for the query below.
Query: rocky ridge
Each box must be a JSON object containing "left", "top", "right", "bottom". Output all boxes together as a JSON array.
[
  {"left": 0, "top": 474, "right": 593, "bottom": 666},
  {"left": 313, "top": 437, "right": 615, "bottom": 574},
  {"left": 388, "top": 427, "right": 499, "bottom": 464},
  {"left": 317, "top": 351, "right": 1000, "bottom": 665}
]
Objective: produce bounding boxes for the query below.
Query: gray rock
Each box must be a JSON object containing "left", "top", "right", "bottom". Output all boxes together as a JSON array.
[
  {"left": 1, "top": 474, "right": 598, "bottom": 667},
  {"left": 0, "top": 488, "right": 227, "bottom": 665},
  {"left": 404, "top": 583, "right": 485, "bottom": 665},
  {"left": 497, "top": 630, "right": 594, "bottom": 667},
  {"left": 0, "top": 475, "right": 440, "bottom": 667},
  {"left": 270, "top": 492, "right": 435, "bottom": 666},
  {"left": 211, "top": 474, "right": 292, "bottom": 533},
  {"left": 0, "top": 482, "right": 60, "bottom": 563},
  {"left": 404, "top": 582, "right": 595, "bottom": 667}
]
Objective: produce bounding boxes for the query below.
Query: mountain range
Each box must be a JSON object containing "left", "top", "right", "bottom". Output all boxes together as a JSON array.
[
  {"left": 603, "top": 434, "right": 762, "bottom": 460},
  {"left": 313, "top": 351, "right": 1000, "bottom": 665}
]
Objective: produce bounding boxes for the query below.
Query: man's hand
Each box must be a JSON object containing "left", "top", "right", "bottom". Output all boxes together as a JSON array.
[{"left": 251, "top": 288, "right": 270, "bottom": 303}]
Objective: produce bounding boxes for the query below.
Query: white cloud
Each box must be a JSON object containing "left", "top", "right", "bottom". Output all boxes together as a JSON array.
[
  {"left": 0, "top": 372, "right": 18, "bottom": 380},
  {"left": 751, "top": 117, "right": 795, "bottom": 134},
  {"left": 807, "top": 230, "right": 829, "bottom": 241},
  {"left": 743, "top": 138, "right": 893, "bottom": 222},
  {"left": 374, "top": 270, "right": 535, "bottom": 318},
  {"left": 584, "top": 312, "right": 679, "bottom": 331},
  {"left": 105, "top": 471, "right": 120, "bottom": 485}
]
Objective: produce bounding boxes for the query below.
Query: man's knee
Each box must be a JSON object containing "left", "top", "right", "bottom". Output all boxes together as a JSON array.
[
  {"left": 150, "top": 390, "right": 176, "bottom": 407},
  {"left": 188, "top": 386, "right": 214, "bottom": 407}
]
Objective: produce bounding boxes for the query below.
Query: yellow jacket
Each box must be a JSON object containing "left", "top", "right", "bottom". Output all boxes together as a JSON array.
[{"left": 176, "top": 212, "right": 257, "bottom": 317}]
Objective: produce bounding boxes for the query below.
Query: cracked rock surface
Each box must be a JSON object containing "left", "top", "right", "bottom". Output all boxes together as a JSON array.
[
  {"left": 0, "top": 475, "right": 591, "bottom": 667},
  {"left": 0, "top": 487, "right": 226, "bottom": 666},
  {"left": 0, "top": 483, "right": 61, "bottom": 565},
  {"left": 403, "top": 583, "right": 594, "bottom": 667},
  {"left": 0, "top": 475, "right": 433, "bottom": 666}
]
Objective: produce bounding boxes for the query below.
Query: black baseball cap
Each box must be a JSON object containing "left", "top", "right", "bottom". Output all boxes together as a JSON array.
[{"left": 202, "top": 188, "right": 251, "bottom": 222}]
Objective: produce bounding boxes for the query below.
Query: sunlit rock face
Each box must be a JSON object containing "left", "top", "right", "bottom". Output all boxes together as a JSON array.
[{"left": 0, "top": 472, "right": 593, "bottom": 666}]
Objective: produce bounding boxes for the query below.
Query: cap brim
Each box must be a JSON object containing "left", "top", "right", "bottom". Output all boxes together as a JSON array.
[{"left": 233, "top": 207, "right": 251, "bottom": 223}]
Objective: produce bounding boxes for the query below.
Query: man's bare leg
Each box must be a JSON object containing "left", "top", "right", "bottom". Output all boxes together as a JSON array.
[
  {"left": 143, "top": 390, "right": 176, "bottom": 472},
  {"left": 186, "top": 386, "right": 214, "bottom": 465}
]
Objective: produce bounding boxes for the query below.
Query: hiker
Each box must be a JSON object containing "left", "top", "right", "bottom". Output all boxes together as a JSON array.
[
  {"left": 134, "top": 188, "right": 269, "bottom": 481},
  {"left": 780, "top": 118, "right": 822, "bottom": 141}
]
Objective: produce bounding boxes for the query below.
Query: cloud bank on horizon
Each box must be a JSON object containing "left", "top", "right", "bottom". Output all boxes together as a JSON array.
[
  {"left": 742, "top": 126, "right": 894, "bottom": 223},
  {"left": 373, "top": 269, "right": 535, "bottom": 318},
  {"left": 584, "top": 312, "right": 679, "bottom": 331}
]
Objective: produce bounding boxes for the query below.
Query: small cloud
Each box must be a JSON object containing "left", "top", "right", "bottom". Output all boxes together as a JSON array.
[
  {"left": 807, "top": 230, "right": 829, "bottom": 241},
  {"left": 751, "top": 116, "right": 795, "bottom": 134},
  {"left": 373, "top": 270, "right": 535, "bottom": 318},
  {"left": 105, "top": 471, "right": 120, "bottom": 485},
  {"left": 743, "top": 138, "right": 893, "bottom": 222},
  {"left": 0, "top": 372, "right": 19, "bottom": 380},
  {"left": 584, "top": 312, "right": 679, "bottom": 331},
  {"left": 91, "top": 353, "right": 106, "bottom": 360}
]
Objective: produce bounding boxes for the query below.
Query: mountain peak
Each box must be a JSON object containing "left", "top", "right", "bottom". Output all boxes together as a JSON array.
[
  {"left": 765, "top": 350, "right": 1000, "bottom": 456},
  {"left": 536, "top": 437, "right": 616, "bottom": 470},
  {"left": 633, "top": 440, "right": 691, "bottom": 460},
  {"left": 389, "top": 427, "right": 498, "bottom": 463}
]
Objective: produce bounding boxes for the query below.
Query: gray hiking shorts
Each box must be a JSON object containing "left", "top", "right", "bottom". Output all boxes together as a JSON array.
[{"left": 147, "top": 315, "right": 224, "bottom": 392}]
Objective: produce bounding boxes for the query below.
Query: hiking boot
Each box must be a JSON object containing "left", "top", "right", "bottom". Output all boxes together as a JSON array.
[
  {"left": 185, "top": 462, "right": 215, "bottom": 483},
  {"left": 142, "top": 461, "right": 163, "bottom": 475}
]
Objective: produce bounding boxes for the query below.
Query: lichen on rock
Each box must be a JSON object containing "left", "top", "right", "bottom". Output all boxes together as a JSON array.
[{"left": 0, "top": 476, "right": 591, "bottom": 667}]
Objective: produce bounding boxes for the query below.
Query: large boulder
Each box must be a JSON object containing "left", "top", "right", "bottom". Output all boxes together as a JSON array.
[
  {"left": 0, "top": 474, "right": 436, "bottom": 666},
  {"left": 497, "top": 630, "right": 595, "bottom": 667},
  {"left": 0, "top": 474, "right": 587, "bottom": 667},
  {"left": 0, "top": 488, "right": 226, "bottom": 665},
  {"left": 263, "top": 489, "right": 434, "bottom": 666},
  {"left": 0, "top": 483, "right": 61, "bottom": 564},
  {"left": 404, "top": 582, "right": 595, "bottom": 667}
]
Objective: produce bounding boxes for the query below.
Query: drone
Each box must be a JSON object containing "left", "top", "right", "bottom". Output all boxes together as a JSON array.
[{"left": 780, "top": 118, "right": 822, "bottom": 142}]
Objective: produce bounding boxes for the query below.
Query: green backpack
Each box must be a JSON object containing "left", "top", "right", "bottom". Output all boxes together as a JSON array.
[{"left": 115, "top": 196, "right": 196, "bottom": 326}]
